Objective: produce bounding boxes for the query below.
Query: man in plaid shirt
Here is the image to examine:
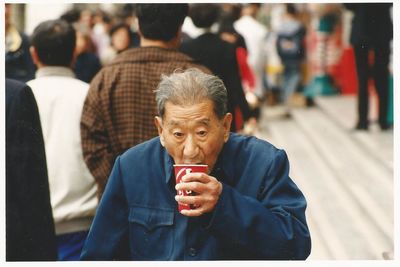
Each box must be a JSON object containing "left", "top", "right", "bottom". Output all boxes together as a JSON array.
[{"left": 80, "top": 4, "right": 210, "bottom": 198}]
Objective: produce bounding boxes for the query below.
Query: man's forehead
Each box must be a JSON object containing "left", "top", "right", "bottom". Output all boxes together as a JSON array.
[{"left": 162, "top": 100, "right": 217, "bottom": 124}]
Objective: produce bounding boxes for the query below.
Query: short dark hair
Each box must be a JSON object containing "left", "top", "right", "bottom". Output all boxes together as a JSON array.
[
  {"left": 60, "top": 8, "right": 81, "bottom": 24},
  {"left": 189, "top": 4, "right": 220, "bottom": 28},
  {"left": 110, "top": 22, "right": 131, "bottom": 38},
  {"left": 31, "top": 19, "right": 76, "bottom": 67},
  {"left": 119, "top": 3, "right": 136, "bottom": 19},
  {"left": 136, "top": 4, "right": 188, "bottom": 41},
  {"left": 286, "top": 4, "right": 298, "bottom": 16}
]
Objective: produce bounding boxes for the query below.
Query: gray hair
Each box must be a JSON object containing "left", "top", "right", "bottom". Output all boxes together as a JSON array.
[{"left": 155, "top": 68, "right": 228, "bottom": 119}]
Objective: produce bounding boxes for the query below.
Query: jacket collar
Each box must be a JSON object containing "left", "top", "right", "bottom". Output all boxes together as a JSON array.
[
  {"left": 163, "top": 148, "right": 175, "bottom": 184},
  {"left": 110, "top": 46, "right": 195, "bottom": 66},
  {"left": 35, "top": 66, "right": 75, "bottom": 78}
]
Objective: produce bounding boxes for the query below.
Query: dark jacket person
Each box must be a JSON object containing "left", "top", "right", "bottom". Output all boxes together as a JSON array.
[
  {"left": 180, "top": 3, "right": 251, "bottom": 132},
  {"left": 81, "top": 69, "right": 311, "bottom": 260},
  {"left": 344, "top": 3, "right": 393, "bottom": 130},
  {"left": 6, "top": 79, "right": 57, "bottom": 261}
]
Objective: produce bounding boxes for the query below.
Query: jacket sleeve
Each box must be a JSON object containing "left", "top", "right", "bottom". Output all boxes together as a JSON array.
[
  {"left": 80, "top": 72, "right": 115, "bottom": 198},
  {"left": 203, "top": 149, "right": 311, "bottom": 260},
  {"left": 81, "top": 156, "right": 130, "bottom": 260}
]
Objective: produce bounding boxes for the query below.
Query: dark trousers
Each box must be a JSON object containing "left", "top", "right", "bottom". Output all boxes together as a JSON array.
[
  {"left": 57, "top": 231, "right": 89, "bottom": 261},
  {"left": 353, "top": 43, "right": 390, "bottom": 128}
]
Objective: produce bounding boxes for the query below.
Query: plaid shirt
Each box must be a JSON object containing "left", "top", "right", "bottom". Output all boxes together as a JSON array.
[{"left": 81, "top": 47, "right": 210, "bottom": 197}]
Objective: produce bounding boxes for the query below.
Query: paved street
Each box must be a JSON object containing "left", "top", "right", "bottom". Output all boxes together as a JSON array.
[{"left": 254, "top": 95, "right": 394, "bottom": 260}]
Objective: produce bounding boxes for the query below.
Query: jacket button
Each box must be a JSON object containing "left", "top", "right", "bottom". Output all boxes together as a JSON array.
[{"left": 189, "top": 248, "right": 197, "bottom": 257}]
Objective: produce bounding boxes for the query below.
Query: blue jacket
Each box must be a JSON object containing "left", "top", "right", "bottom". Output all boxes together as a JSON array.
[{"left": 81, "top": 133, "right": 311, "bottom": 260}]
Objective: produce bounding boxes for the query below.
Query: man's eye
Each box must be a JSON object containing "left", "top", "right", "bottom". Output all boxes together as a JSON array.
[
  {"left": 173, "top": 132, "right": 184, "bottom": 138},
  {"left": 197, "top": 131, "right": 207, "bottom": 137}
]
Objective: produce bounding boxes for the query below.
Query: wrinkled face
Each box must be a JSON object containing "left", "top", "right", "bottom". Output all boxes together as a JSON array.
[{"left": 155, "top": 100, "right": 232, "bottom": 173}]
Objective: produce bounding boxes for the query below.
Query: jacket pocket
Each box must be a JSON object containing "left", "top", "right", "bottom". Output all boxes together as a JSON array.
[{"left": 128, "top": 205, "right": 174, "bottom": 260}]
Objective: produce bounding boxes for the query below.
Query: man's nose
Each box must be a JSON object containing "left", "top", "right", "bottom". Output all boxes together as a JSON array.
[{"left": 183, "top": 135, "right": 199, "bottom": 160}]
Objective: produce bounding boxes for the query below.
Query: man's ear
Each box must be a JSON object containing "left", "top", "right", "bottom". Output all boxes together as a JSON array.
[
  {"left": 154, "top": 116, "right": 165, "bottom": 147},
  {"left": 30, "top": 46, "right": 40, "bottom": 66},
  {"left": 222, "top": 113, "right": 232, "bottom": 142},
  {"left": 137, "top": 27, "right": 144, "bottom": 41},
  {"left": 71, "top": 47, "right": 78, "bottom": 68}
]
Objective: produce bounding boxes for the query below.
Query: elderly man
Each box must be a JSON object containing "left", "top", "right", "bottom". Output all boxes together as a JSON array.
[{"left": 81, "top": 69, "right": 311, "bottom": 260}]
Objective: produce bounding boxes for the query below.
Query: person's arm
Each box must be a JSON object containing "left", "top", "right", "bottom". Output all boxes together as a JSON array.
[
  {"left": 80, "top": 73, "right": 115, "bottom": 198},
  {"left": 236, "top": 47, "right": 256, "bottom": 92},
  {"left": 80, "top": 156, "right": 130, "bottom": 260},
  {"left": 208, "top": 149, "right": 310, "bottom": 259}
]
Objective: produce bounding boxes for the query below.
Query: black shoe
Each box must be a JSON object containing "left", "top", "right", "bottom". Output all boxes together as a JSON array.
[
  {"left": 380, "top": 123, "right": 392, "bottom": 131},
  {"left": 306, "top": 97, "right": 315, "bottom": 107},
  {"left": 355, "top": 123, "right": 368, "bottom": 131}
]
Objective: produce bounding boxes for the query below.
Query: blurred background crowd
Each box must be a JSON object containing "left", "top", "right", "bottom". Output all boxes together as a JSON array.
[{"left": 6, "top": 2, "right": 393, "bottom": 128}]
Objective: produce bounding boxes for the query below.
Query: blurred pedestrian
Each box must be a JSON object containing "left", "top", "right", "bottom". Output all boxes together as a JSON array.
[
  {"left": 73, "top": 23, "right": 102, "bottom": 83},
  {"left": 27, "top": 19, "right": 98, "bottom": 260},
  {"left": 79, "top": 8, "right": 95, "bottom": 29},
  {"left": 117, "top": 3, "right": 140, "bottom": 47},
  {"left": 80, "top": 4, "right": 210, "bottom": 199},
  {"left": 6, "top": 79, "right": 57, "bottom": 261},
  {"left": 276, "top": 4, "right": 306, "bottom": 117},
  {"left": 59, "top": 7, "right": 81, "bottom": 24},
  {"left": 98, "top": 22, "right": 134, "bottom": 63},
  {"left": 303, "top": 3, "right": 341, "bottom": 103},
  {"left": 60, "top": 8, "right": 102, "bottom": 83},
  {"left": 218, "top": 4, "right": 256, "bottom": 99},
  {"left": 218, "top": 4, "right": 259, "bottom": 133},
  {"left": 91, "top": 9, "right": 113, "bottom": 65},
  {"left": 110, "top": 22, "right": 133, "bottom": 54},
  {"left": 234, "top": 3, "right": 268, "bottom": 102},
  {"left": 5, "top": 4, "right": 35, "bottom": 82},
  {"left": 180, "top": 3, "right": 252, "bottom": 133},
  {"left": 344, "top": 3, "right": 393, "bottom": 130}
]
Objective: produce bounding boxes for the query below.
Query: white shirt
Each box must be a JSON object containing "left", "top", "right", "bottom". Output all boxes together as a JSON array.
[{"left": 28, "top": 66, "right": 98, "bottom": 235}]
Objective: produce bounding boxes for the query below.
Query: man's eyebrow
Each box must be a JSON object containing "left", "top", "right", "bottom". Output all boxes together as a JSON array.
[
  {"left": 166, "top": 118, "right": 211, "bottom": 127},
  {"left": 197, "top": 118, "right": 211, "bottom": 125},
  {"left": 166, "top": 120, "right": 181, "bottom": 127}
]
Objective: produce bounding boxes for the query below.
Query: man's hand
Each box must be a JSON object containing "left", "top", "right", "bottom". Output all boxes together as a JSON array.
[{"left": 175, "top": 172, "right": 222, "bottom": 217}]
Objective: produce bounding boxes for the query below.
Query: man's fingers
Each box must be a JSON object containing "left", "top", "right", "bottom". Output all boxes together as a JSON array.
[
  {"left": 180, "top": 208, "right": 204, "bottom": 217},
  {"left": 175, "top": 174, "right": 222, "bottom": 217},
  {"left": 175, "top": 181, "right": 205, "bottom": 192},
  {"left": 182, "top": 172, "right": 209, "bottom": 183},
  {"left": 175, "top": 195, "right": 202, "bottom": 206}
]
